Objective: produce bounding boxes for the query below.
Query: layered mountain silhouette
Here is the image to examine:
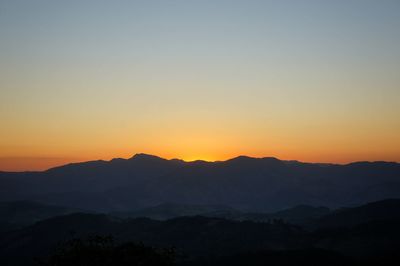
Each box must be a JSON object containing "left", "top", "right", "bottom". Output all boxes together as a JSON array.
[
  {"left": 0, "top": 201, "right": 83, "bottom": 232},
  {"left": 112, "top": 203, "right": 330, "bottom": 226},
  {"left": 1, "top": 153, "right": 400, "bottom": 212},
  {"left": 314, "top": 198, "right": 400, "bottom": 228},
  {"left": 1, "top": 199, "right": 400, "bottom": 266},
  {"left": 111, "top": 203, "right": 236, "bottom": 220}
]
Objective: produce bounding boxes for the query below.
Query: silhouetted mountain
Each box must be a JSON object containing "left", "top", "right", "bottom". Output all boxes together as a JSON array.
[
  {"left": 0, "top": 221, "right": 18, "bottom": 233},
  {"left": 0, "top": 213, "right": 305, "bottom": 265},
  {"left": 315, "top": 198, "right": 400, "bottom": 229},
  {"left": 1, "top": 154, "right": 399, "bottom": 211},
  {"left": 117, "top": 203, "right": 331, "bottom": 226},
  {"left": 112, "top": 203, "right": 235, "bottom": 220},
  {"left": 2, "top": 199, "right": 400, "bottom": 266},
  {"left": 236, "top": 205, "right": 331, "bottom": 225},
  {"left": 0, "top": 201, "right": 82, "bottom": 229}
]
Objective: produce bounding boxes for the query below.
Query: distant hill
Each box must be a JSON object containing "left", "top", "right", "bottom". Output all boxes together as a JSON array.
[
  {"left": 0, "top": 200, "right": 82, "bottom": 229},
  {"left": 115, "top": 203, "right": 331, "bottom": 226},
  {"left": 315, "top": 198, "right": 400, "bottom": 228},
  {"left": 2, "top": 199, "right": 400, "bottom": 266},
  {"left": 239, "top": 205, "right": 331, "bottom": 225},
  {"left": 0, "top": 221, "right": 18, "bottom": 233},
  {"left": 111, "top": 203, "right": 236, "bottom": 220},
  {"left": 0, "top": 214, "right": 305, "bottom": 266},
  {"left": 1, "top": 154, "right": 399, "bottom": 212},
  {"left": 306, "top": 199, "right": 400, "bottom": 258}
]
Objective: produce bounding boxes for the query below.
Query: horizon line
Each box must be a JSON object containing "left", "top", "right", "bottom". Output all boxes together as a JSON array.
[{"left": 1, "top": 153, "right": 398, "bottom": 173}]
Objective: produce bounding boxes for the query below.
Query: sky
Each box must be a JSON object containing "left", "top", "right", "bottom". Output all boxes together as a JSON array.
[{"left": 1, "top": 0, "right": 400, "bottom": 171}]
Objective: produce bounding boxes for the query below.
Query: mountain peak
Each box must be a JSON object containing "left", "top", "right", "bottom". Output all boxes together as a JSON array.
[
  {"left": 130, "top": 153, "right": 166, "bottom": 161},
  {"left": 228, "top": 155, "right": 256, "bottom": 162},
  {"left": 227, "top": 155, "right": 281, "bottom": 163}
]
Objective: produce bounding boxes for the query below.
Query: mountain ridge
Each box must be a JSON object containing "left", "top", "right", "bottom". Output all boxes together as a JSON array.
[
  {"left": 2, "top": 153, "right": 399, "bottom": 174},
  {"left": 2, "top": 199, "right": 400, "bottom": 265},
  {"left": 1, "top": 153, "right": 399, "bottom": 212}
]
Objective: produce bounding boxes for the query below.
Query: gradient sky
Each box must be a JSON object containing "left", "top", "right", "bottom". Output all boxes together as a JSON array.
[{"left": 1, "top": 0, "right": 400, "bottom": 171}]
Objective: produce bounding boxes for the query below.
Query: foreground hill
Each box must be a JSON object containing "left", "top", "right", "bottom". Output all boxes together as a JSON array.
[
  {"left": 0, "top": 214, "right": 306, "bottom": 266},
  {"left": 1, "top": 154, "right": 399, "bottom": 211},
  {"left": 314, "top": 198, "right": 400, "bottom": 228},
  {"left": 1, "top": 199, "right": 400, "bottom": 266},
  {"left": 0, "top": 201, "right": 82, "bottom": 231}
]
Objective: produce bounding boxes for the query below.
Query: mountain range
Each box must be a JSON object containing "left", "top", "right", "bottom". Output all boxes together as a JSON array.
[
  {"left": 2, "top": 199, "right": 400, "bottom": 266},
  {"left": 1, "top": 153, "right": 400, "bottom": 212}
]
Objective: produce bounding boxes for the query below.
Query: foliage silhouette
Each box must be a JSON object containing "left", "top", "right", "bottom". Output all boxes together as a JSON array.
[{"left": 37, "top": 235, "right": 176, "bottom": 266}]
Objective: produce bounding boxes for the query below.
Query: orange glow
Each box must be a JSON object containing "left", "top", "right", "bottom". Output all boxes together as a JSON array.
[
  {"left": 1, "top": 147, "right": 399, "bottom": 172},
  {"left": 1, "top": 0, "right": 400, "bottom": 171},
  {"left": 0, "top": 157, "right": 85, "bottom": 172},
  {"left": 1, "top": 116, "right": 400, "bottom": 171}
]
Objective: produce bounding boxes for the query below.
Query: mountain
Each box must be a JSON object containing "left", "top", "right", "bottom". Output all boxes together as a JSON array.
[
  {"left": 1, "top": 154, "right": 399, "bottom": 212},
  {"left": 2, "top": 199, "right": 400, "bottom": 266},
  {"left": 0, "top": 214, "right": 305, "bottom": 266},
  {"left": 314, "top": 198, "right": 400, "bottom": 228},
  {"left": 115, "top": 203, "right": 331, "bottom": 226},
  {"left": 239, "top": 205, "right": 331, "bottom": 225},
  {"left": 111, "top": 203, "right": 236, "bottom": 220},
  {"left": 309, "top": 199, "right": 400, "bottom": 258},
  {"left": 0, "top": 201, "right": 82, "bottom": 230}
]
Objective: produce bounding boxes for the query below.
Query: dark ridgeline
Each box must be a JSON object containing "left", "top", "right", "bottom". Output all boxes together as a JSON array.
[
  {"left": 1, "top": 153, "right": 399, "bottom": 212},
  {"left": 1, "top": 199, "right": 400, "bottom": 265},
  {"left": 0, "top": 201, "right": 82, "bottom": 232},
  {"left": 1, "top": 154, "right": 400, "bottom": 265}
]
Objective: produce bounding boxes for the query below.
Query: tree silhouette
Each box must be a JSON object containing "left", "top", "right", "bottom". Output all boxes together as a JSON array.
[{"left": 37, "top": 235, "right": 175, "bottom": 266}]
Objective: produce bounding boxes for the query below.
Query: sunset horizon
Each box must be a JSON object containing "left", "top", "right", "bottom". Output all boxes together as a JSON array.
[
  {"left": 1, "top": 151, "right": 399, "bottom": 172},
  {"left": 1, "top": 1, "right": 399, "bottom": 173},
  {"left": 1, "top": 2, "right": 400, "bottom": 264}
]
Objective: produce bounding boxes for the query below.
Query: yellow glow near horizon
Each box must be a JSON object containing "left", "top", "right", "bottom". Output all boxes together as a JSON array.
[{"left": 1, "top": 1, "right": 400, "bottom": 171}]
